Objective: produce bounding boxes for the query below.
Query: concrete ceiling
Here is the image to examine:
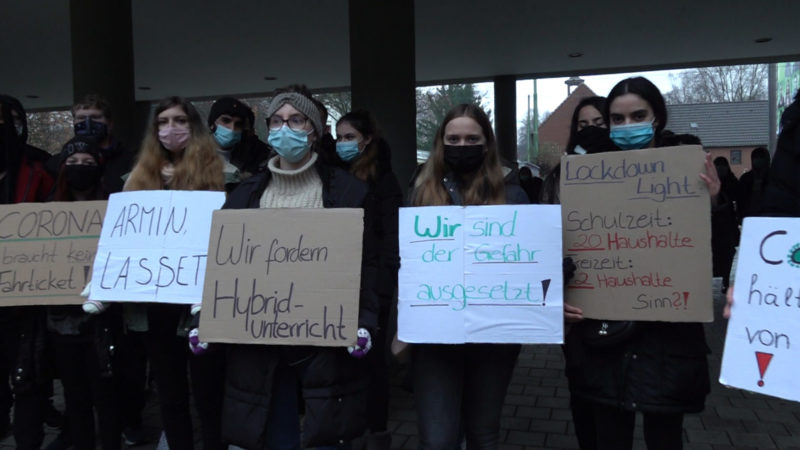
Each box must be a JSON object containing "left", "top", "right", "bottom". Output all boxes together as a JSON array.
[{"left": 2, "top": 0, "right": 799, "bottom": 111}]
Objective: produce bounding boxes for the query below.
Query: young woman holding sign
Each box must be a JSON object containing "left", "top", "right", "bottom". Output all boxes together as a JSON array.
[
  {"left": 408, "top": 103, "right": 528, "bottom": 450},
  {"left": 219, "top": 85, "right": 380, "bottom": 449},
  {"left": 123, "top": 97, "right": 226, "bottom": 450},
  {"left": 562, "top": 77, "right": 726, "bottom": 450},
  {"left": 47, "top": 136, "right": 120, "bottom": 450}
]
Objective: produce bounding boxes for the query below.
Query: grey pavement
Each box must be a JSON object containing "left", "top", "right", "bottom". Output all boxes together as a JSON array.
[{"left": 4, "top": 288, "right": 800, "bottom": 449}]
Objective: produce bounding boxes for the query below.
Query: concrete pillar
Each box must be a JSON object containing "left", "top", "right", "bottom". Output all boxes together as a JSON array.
[
  {"left": 70, "top": 0, "right": 142, "bottom": 149},
  {"left": 348, "top": 0, "right": 417, "bottom": 191},
  {"left": 493, "top": 75, "right": 518, "bottom": 164}
]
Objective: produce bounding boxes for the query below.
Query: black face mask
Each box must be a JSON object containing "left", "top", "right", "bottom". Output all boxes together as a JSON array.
[
  {"left": 574, "top": 126, "right": 617, "bottom": 154},
  {"left": 74, "top": 119, "right": 108, "bottom": 142},
  {"left": 443, "top": 145, "right": 485, "bottom": 173},
  {"left": 65, "top": 165, "right": 102, "bottom": 192}
]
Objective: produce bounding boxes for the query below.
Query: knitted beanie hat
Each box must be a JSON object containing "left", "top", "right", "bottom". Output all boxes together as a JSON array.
[
  {"left": 60, "top": 136, "right": 103, "bottom": 165},
  {"left": 265, "top": 92, "right": 323, "bottom": 138},
  {"left": 207, "top": 97, "right": 249, "bottom": 128}
]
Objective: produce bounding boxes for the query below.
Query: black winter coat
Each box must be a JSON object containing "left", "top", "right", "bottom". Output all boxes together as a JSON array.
[
  {"left": 762, "top": 95, "right": 800, "bottom": 217},
  {"left": 354, "top": 140, "right": 402, "bottom": 313},
  {"left": 220, "top": 159, "right": 379, "bottom": 449},
  {"left": 100, "top": 140, "right": 135, "bottom": 194},
  {"left": 411, "top": 165, "right": 530, "bottom": 206},
  {"left": 565, "top": 321, "right": 709, "bottom": 413},
  {"left": 563, "top": 144, "right": 729, "bottom": 414}
]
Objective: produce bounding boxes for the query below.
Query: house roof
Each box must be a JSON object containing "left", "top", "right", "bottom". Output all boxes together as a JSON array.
[
  {"left": 537, "top": 83, "right": 598, "bottom": 152},
  {"left": 665, "top": 101, "right": 769, "bottom": 148},
  {"left": 540, "top": 83, "right": 597, "bottom": 128}
]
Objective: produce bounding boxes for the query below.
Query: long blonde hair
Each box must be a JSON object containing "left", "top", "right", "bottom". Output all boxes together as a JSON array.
[
  {"left": 412, "top": 104, "right": 505, "bottom": 206},
  {"left": 126, "top": 97, "right": 224, "bottom": 191}
]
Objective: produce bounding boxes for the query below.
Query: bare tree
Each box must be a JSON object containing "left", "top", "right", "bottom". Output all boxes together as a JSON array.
[
  {"left": 664, "top": 65, "right": 768, "bottom": 104},
  {"left": 26, "top": 111, "right": 75, "bottom": 154},
  {"left": 516, "top": 109, "right": 551, "bottom": 162},
  {"left": 316, "top": 91, "right": 352, "bottom": 123},
  {"left": 416, "top": 84, "right": 488, "bottom": 151}
]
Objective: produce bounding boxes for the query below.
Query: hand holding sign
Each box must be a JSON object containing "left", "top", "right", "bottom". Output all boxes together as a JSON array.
[
  {"left": 398, "top": 205, "right": 564, "bottom": 344},
  {"left": 559, "top": 145, "right": 712, "bottom": 322},
  {"left": 198, "top": 208, "right": 364, "bottom": 347},
  {"left": 720, "top": 217, "right": 800, "bottom": 402},
  {"left": 90, "top": 191, "right": 225, "bottom": 304}
]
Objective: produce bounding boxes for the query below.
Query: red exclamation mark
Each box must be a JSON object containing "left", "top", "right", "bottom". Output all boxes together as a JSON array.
[
  {"left": 683, "top": 291, "right": 689, "bottom": 310},
  {"left": 756, "top": 351, "right": 773, "bottom": 387}
]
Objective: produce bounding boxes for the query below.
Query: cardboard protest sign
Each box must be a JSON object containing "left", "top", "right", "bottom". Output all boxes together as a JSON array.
[
  {"left": 0, "top": 201, "right": 106, "bottom": 306},
  {"left": 398, "top": 205, "right": 563, "bottom": 344},
  {"left": 90, "top": 191, "right": 225, "bottom": 304},
  {"left": 720, "top": 217, "right": 800, "bottom": 402},
  {"left": 199, "top": 208, "right": 363, "bottom": 347},
  {"left": 560, "top": 145, "right": 712, "bottom": 322}
]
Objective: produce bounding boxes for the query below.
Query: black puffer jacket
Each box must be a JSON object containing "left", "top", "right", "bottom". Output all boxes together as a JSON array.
[{"left": 220, "top": 159, "right": 379, "bottom": 449}]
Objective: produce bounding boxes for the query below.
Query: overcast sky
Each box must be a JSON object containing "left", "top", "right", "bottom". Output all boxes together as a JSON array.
[{"left": 471, "top": 68, "right": 680, "bottom": 124}]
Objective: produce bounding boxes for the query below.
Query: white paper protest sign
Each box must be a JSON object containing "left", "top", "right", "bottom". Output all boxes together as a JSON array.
[
  {"left": 720, "top": 217, "right": 800, "bottom": 402},
  {"left": 90, "top": 191, "right": 225, "bottom": 304},
  {"left": 398, "top": 204, "right": 563, "bottom": 344}
]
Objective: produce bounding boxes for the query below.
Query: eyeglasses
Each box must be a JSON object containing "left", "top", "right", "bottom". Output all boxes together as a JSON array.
[{"left": 267, "top": 114, "right": 308, "bottom": 131}]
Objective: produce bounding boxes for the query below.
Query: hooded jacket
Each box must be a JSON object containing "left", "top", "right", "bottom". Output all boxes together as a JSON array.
[
  {"left": 0, "top": 95, "right": 56, "bottom": 392},
  {"left": 0, "top": 95, "right": 54, "bottom": 204}
]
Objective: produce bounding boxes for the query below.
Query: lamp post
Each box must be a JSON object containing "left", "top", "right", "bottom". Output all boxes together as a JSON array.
[
  {"left": 533, "top": 79, "right": 539, "bottom": 162},
  {"left": 565, "top": 76, "right": 584, "bottom": 95}
]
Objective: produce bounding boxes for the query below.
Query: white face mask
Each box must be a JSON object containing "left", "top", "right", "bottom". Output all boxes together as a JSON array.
[{"left": 14, "top": 123, "right": 24, "bottom": 137}]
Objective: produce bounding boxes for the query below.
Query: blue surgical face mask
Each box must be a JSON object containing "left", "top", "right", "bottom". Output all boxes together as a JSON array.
[
  {"left": 213, "top": 125, "right": 241, "bottom": 149},
  {"left": 268, "top": 125, "right": 311, "bottom": 163},
  {"left": 336, "top": 140, "right": 360, "bottom": 162},
  {"left": 609, "top": 121, "right": 655, "bottom": 150}
]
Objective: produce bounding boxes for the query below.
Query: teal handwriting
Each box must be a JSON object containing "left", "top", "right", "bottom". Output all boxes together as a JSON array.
[
  {"left": 414, "top": 215, "right": 461, "bottom": 238},
  {"left": 417, "top": 281, "right": 540, "bottom": 310}
]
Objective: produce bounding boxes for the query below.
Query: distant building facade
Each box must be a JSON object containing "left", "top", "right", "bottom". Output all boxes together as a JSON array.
[{"left": 666, "top": 101, "right": 769, "bottom": 177}]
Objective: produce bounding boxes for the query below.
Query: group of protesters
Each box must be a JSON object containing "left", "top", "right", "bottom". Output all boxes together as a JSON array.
[{"left": 0, "top": 75, "right": 798, "bottom": 450}]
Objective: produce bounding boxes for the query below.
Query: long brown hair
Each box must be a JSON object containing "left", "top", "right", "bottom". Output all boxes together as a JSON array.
[
  {"left": 125, "top": 97, "right": 224, "bottom": 191},
  {"left": 411, "top": 104, "right": 505, "bottom": 206},
  {"left": 337, "top": 110, "right": 379, "bottom": 182}
]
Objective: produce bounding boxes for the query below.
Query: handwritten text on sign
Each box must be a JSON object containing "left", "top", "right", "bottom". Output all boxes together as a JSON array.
[
  {"left": 90, "top": 191, "right": 225, "bottom": 304},
  {"left": 398, "top": 205, "right": 563, "bottom": 344},
  {"left": 560, "top": 145, "right": 712, "bottom": 322},
  {"left": 199, "top": 208, "right": 363, "bottom": 346},
  {"left": 0, "top": 201, "right": 106, "bottom": 306},
  {"left": 720, "top": 218, "right": 800, "bottom": 402}
]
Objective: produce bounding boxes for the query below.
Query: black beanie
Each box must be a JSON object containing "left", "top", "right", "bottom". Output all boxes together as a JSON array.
[
  {"left": 60, "top": 136, "right": 103, "bottom": 165},
  {"left": 207, "top": 97, "right": 249, "bottom": 128}
]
